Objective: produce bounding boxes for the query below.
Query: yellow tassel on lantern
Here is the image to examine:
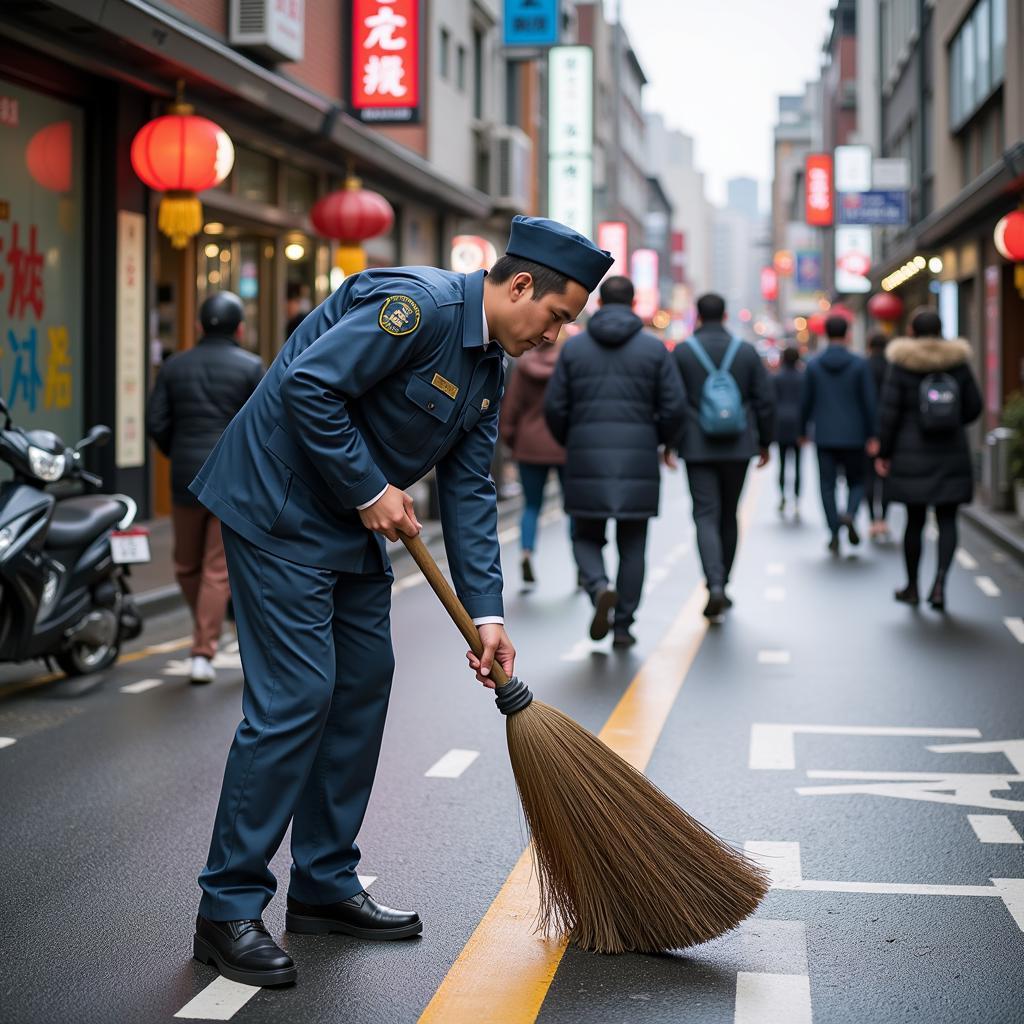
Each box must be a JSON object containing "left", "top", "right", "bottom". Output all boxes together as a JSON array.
[
  {"left": 336, "top": 244, "right": 367, "bottom": 277},
  {"left": 159, "top": 190, "right": 203, "bottom": 249},
  {"left": 1016, "top": 264, "right": 1024, "bottom": 299}
]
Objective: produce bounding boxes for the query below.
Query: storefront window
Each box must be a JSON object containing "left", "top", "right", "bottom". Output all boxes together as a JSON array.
[
  {"left": 949, "top": 0, "right": 1005, "bottom": 130},
  {"left": 0, "top": 78, "right": 84, "bottom": 446},
  {"left": 283, "top": 167, "right": 316, "bottom": 217},
  {"left": 234, "top": 146, "right": 276, "bottom": 204}
]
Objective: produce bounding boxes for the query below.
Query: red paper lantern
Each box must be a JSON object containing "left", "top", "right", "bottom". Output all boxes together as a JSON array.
[
  {"left": 26, "top": 121, "right": 72, "bottom": 193},
  {"left": 311, "top": 179, "right": 394, "bottom": 243},
  {"left": 994, "top": 210, "right": 1024, "bottom": 262},
  {"left": 867, "top": 292, "right": 904, "bottom": 322},
  {"left": 808, "top": 313, "right": 826, "bottom": 335},
  {"left": 130, "top": 87, "right": 234, "bottom": 248}
]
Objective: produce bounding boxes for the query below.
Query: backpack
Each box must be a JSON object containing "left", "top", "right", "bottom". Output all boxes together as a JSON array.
[
  {"left": 686, "top": 335, "right": 747, "bottom": 437},
  {"left": 918, "top": 372, "right": 961, "bottom": 433}
]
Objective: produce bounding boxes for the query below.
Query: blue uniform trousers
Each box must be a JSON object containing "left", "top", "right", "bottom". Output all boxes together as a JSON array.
[{"left": 198, "top": 525, "right": 395, "bottom": 921}]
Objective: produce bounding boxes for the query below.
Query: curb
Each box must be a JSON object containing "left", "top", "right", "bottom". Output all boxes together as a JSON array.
[{"left": 961, "top": 504, "right": 1024, "bottom": 566}]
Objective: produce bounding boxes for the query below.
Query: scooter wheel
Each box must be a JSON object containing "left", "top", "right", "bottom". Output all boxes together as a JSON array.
[{"left": 55, "top": 640, "right": 121, "bottom": 677}]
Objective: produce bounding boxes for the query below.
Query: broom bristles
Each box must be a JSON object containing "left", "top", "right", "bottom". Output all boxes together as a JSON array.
[{"left": 505, "top": 700, "right": 770, "bottom": 954}]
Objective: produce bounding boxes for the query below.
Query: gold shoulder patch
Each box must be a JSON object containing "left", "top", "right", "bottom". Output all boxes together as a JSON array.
[{"left": 379, "top": 295, "right": 421, "bottom": 336}]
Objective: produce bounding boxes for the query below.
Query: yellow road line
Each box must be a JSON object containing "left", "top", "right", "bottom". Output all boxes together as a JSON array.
[{"left": 419, "top": 472, "right": 763, "bottom": 1024}]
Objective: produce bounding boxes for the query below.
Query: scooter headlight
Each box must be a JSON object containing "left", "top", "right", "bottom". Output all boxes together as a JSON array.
[{"left": 28, "top": 445, "right": 66, "bottom": 482}]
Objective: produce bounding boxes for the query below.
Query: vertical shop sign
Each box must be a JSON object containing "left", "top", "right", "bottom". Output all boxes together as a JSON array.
[
  {"left": 805, "top": 154, "right": 834, "bottom": 226},
  {"left": 597, "top": 222, "right": 628, "bottom": 278},
  {"left": 631, "top": 248, "right": 659, "bottom": 322},
  {"left": 548, "top": 45, "right": 593, "bottom": 238},
  {"left": 984, "top": 265, "right": 1001, "bottom": 430},
  {"left": 116, "top": 211, "right": 146, "bottom": 468},
  {"left": 0, "top": 79, "right": 83, "bottom": 443},
  {"left": 760, "top": 267, "right": 779, "bottom": 301},
  {"left": 670, "top": 230, "right": 686, "bottom": 284},
  {"left": 834, "top": 226, "right": 872, "bottom": 294},
  {"left": 351, "top": 0, "right": 420, "bottom": 123}
]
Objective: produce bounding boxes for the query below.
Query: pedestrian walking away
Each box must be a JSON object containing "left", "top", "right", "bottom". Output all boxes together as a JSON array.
[
  {"left": 800, "top": 314, "right": 878, "bottom": 557},
  {"left": 875, "top": 308, "right": 982, "bottom": 611},
  {"left": 186, "top": 216, "right": 612, "bottom": 987},
  {"left": 866, "top": 332, "right": 892, "bottom": 541},
  {"left": 499, "top": 334, "right": 567, "bottom": 587},
  {"left": 672, "top": 293, "right": 774, "bottom": 619},
  {"left": 772, "top": 345, "right": 804, "bottom": 519},
  {"left": 145, "top": 291, "right": 264, "bottom": 685},
  {"left": 544, "top": 274, "right": 685, "bottom": 648}
]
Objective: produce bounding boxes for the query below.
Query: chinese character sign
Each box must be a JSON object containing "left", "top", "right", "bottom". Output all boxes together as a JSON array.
[
  {"left": 352, "top": 0, "right": 420, "bottom": 123},
  {"left": 0, "top": 77, "right": 83, "bottom": 449},
  {"left": 504, "top": 0, "right": 559, "bottom": 46},
  {"left": 548, "top": 46, "right": 593, "bottom": 238},
  {"left": 805, "top": 154, "right": 833, "bottom": 227},
  {"left": 597, "top": 222, "right": 628, "bottom": 279}
]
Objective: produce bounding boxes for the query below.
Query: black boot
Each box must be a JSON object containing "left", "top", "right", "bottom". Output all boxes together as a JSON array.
[
  {"left": 894, "top": 583, "right": 919, "bottom": 607},
  {"left": 703, "top": 586, "right": 727, "bottom": 619},
  {"left": 928, "top": 573, "right": 946, "bottom": 611},
  {"left": 193, "top": 916, "right": 296, "bottom": 987},
  {"left": 589, "top": 588, "right": 617, "bottom": 640},
  {"left": 286, "top": 890, "right": 422, "bottom": 940}
]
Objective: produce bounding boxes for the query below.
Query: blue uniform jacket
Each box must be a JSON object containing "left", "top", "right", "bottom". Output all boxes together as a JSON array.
[{"left": 190, "top": 267, "right": 506, "bottom": 619}]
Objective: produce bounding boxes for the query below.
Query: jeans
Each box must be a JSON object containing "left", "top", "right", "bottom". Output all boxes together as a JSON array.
[
  {"left": 517, "top": 463, "right": 566, "bottom": 552},
  {"left": 684, "top": 461, "right": 750, "bottom": 589},
  {"left": 777, "top": 443, "right": 801, "bottom": 501},
  {"left": 816, "top": 448, "right": 865, "bottom": 535}
]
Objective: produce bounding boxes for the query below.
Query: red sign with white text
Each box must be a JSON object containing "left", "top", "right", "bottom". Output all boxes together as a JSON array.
[
  {"left": 352, "top": 0, "right": 420, "bottom": 123},
  {"left": 761, "top": 267, "right": 779, "bottom": 301},
  {"left": 805, "top": 154, "right": 834, "bottom": 226},
  {"left": 597, "top": 222, "right": 628, "bottom": 278}
]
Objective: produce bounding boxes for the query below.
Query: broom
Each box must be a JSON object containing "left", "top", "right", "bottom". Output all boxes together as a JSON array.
[{"left": 401, "top": 534, "right": 770, "bottom": 954}]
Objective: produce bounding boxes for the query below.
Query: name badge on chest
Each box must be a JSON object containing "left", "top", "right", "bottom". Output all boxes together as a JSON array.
[{"left": 431, "top": 373, "right": 459, "bottom": 400}]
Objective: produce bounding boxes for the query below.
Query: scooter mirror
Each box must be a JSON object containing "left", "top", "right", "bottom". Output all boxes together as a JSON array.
[{"left": 78, "top": 424, "right": 112, "bottom": 450}]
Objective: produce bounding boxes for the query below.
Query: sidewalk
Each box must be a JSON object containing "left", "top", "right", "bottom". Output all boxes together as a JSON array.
[
  {"left": 133, "top": 487, "right": 532, "bottom": 619},
  {"left": 961, "top": 503, "right": 1024, "bottom": 565}
]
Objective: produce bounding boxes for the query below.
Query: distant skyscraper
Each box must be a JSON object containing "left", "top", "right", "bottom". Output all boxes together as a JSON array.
[{"left": 727, "top": 177, "right": 760, "bottom": 220}]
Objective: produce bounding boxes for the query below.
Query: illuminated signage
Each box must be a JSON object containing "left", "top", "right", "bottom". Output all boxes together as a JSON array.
[
  {"left": 547, "top": 46, "right": 593, "bottom": 237},
  {"left": 351, "top": 0, "right": 420, "bottom": 123},
  {"left": 805, "top": 154, "right": 833, "bottom": 227},
  {"left": 597, "top": 222, "right": 628, "bottom": 278}
]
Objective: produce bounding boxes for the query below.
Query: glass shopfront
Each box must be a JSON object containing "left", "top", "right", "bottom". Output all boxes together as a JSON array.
[{"left": 0, "top": 77, "right": 84, "bottom": 445}]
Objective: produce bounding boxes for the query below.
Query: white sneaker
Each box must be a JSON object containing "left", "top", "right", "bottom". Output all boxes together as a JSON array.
[{"left": 190, "top": 655, "right": 216, "bottom": 685}]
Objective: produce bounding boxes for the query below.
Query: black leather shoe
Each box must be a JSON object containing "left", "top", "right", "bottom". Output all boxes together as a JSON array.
[
  {"left": 589, "top": 588, "right": 617, "bottom": 640},
  {"left": 703, "top": 586, "right": 727, "bottom": 619},
  {"left": 193, "top": 915, "right": 296, "bottom": 987},
  {"left": 286, "top": 891, "right": 422, "bottom": 940},
  {"left": 612, "top": 630, "right": 636, "bottom": 649}
]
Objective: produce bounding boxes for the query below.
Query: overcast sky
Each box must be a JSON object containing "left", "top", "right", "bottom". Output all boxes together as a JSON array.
[{"left": 612, "top": 0, "right": 835, "bottom": 209}]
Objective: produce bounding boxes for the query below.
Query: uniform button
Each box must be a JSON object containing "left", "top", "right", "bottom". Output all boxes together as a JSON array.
[{"left": 427, "top": 401, "right": 436, "bottom": 411}]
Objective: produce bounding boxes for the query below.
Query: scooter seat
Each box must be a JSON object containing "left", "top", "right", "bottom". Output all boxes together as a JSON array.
[{"left": 47, "top": 496, "right": 127, "bottom": 549}]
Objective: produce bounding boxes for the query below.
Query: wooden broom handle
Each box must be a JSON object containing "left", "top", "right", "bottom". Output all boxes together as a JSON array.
[{"left": 400, "top": 533, "right": 511, "bottom": 687}]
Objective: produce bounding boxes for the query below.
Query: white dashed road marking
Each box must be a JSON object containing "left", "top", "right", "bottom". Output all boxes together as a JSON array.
[
  {"left": 766, "top": 562, "right": 786, "bottom": 576},
  {"left": 757, "top": 650, "right": 791, "bottom": 665},
  {"left": 764, "top": 586, "right": 786, "bottom": 602},
  {"left": 120, "top": 678, "right": 163, "bottom": 694},
  {"left": 955, "top": 549, "right": 979, "bottom": 570},
  {"left": 174, "top": 977, "right": 260, "bottom": 1020},
  {"left": 1004, "top": 618, "right": 1024, "bottom": 644},
  {"left": 975, "top": 576, "right": 1001, "bottom": 597},
  {"left": 0, "top": 737, "right": 16, "bottom": 750},
  {"left": 425, "top": 749, "right": 479, "bottom": 778},
  {"left": 968, "top": 815, "right": 1023, "bottom": 845},
  {"left": 560, "top": 639, "right": 592, "bottom": 662},
  {"left": 735, "top": 972, "right": 812, "bottom": 1024}
]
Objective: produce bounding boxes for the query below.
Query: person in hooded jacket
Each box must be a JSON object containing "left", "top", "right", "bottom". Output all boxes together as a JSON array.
[
  {"left": 875, "top": 308, "right": 982, "bottom": 611},
  {"left": 673, "top": 293, "right": 775, "bottom": 618},
  {"left": 545, "top": 275, "right": 685, "bottom": 648},
  {"left": 800, "top": 315, "right": 878, "bottom": 556},
  {"left": 146, "top": 291, "right": 264, "bottom": 684},
  {"left": 499, "top": 335, "right": 567, "bottom": 585},
  {"left": 772, "top": 346, "right": 804, "bottom": 518}
]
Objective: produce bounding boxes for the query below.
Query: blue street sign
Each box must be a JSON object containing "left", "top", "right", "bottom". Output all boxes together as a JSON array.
[
  {"left": 836, "top": 190, "right": 909, "bottom": 226},
  {"left": 795, "top": 251, "right": 822, "bottom": 292},
  {"left": 504, "top": 0, "right": 560, "bottom": 47}
]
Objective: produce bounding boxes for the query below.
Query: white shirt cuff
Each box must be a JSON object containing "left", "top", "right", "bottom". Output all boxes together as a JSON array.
[
  {"left": 473, "top": 616, "right": 504, "bottom": 626},
  {"left": 356, "top": 486, "right": 389, "bottom": 510}
]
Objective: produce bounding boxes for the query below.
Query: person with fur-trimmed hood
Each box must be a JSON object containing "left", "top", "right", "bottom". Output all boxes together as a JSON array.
[{"left": 875, "top": 307, "right": 982, "bottom": 611}]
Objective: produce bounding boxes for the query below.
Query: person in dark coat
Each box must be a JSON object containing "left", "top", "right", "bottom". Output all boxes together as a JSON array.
[
  {"left": 876, "top": 308, "right": 982, "bottom": 611},
  {"left": 545, "top": 275, "right": 685, "bottom": 647},
  {"left": 672, "top": 293, "right": 774, "bottom": 618},
  {"left": 772, "top": 346, "right": 804, "bottom": 517},
  {"left": 146, "top": 291, "right": 264, "bottom": 684},
  {"left": 800, "top": 315, "right": 877, "bottom": 556},
  {"left": 866, "top": 332, "right": 892, "bottom": 540},
  {"left": 499, "top": 338, "right": 567, "bottom": 585}
]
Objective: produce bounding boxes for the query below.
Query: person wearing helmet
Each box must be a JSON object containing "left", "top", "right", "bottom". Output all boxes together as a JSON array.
[{"left": 146, "top": 291, "right": 264, "bottom": 684}]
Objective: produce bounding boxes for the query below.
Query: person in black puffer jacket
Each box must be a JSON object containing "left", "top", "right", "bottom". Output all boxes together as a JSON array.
[
  {"left": 147, "top": 291, "right": 264, "bottom": 683},
  {"left": 876, "top": 308, "right": 982, "bottom": 611},
  {"left": 545, "top": 275, "right": 685, "bottom": 648}
]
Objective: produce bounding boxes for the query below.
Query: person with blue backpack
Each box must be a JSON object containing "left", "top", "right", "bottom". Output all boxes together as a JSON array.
[{"left": 672, "top": 293, "right": 775, "bottom": 619}]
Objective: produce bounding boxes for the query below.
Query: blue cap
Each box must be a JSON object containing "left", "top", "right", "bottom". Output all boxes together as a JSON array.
[{"left": 504, "top": 216, "right": 614, "bottom": 292}]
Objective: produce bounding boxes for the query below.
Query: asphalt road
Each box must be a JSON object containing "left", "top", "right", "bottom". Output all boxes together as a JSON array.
[{"left": 1, "top": 455, "right": 1021, "bottom": 1024}]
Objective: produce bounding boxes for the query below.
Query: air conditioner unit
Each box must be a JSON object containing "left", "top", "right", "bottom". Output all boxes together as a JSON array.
[
  {"left": 230, "top": 0, "right": 305, "bottom": 64},
  {"left": 491, "top": 126, "right": 533, "bottom": 212}
]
